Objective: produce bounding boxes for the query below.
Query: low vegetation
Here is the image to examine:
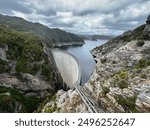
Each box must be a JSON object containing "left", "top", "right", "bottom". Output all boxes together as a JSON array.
[
  {"left": 36, "top": 95, "right": 61, "bottom": 113},
  {"left": 112, "top": 70, "right": 129, "bottom": 89},
  {"left": 0, "top": 26, "right": 44, "bottom": 75},
  {"left": 101, "top": 87, "right": 110, "bottom": 96},
  {"left": 115, "top": 95, "right": 137, "bottom": 112},
  {"left": 0, "top": 14, "right": 84, "bottom": 46},
  {"left": 0, "top": 86, "right": 40, "bottom": 112},
  {"left": 0, "top": 25, "right": 56, "bottom": 81},
  {"left": 137, "top": 40, "right": 145, "bottom": 46},
  {"left": 120, "top": 24, "right": 150, "bottom": 42},
  {"left": 0, "top": 59, "right": 10, "bottom": 73},
  {"left": 135, "top": 59, "right": 150, "bottom": 69}
]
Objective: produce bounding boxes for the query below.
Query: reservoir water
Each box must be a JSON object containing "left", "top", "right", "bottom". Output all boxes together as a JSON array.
[{"left": 60, "top": 40, "right": 108, "bottom": 85}]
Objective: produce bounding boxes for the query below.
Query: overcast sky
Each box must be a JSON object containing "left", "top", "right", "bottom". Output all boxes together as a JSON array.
[{"left": 0, "top": 0, "right": 150, "bottom": 35}]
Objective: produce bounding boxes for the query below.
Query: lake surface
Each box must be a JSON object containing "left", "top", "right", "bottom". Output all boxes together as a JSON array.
[{"left": 60, "top": 40, "right": 108, "bottom": 85}]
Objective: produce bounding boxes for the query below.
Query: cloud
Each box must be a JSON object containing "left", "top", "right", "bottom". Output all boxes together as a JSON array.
[
  {"left": 0, "top": 0, "right": 150, "bottom": 35},
  {"left": 0, "top": 0, "right": 32, "bottom": 14}
]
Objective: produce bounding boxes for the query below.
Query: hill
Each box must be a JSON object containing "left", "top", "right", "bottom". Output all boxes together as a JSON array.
[
  {"left": 78, "top": 34, "right": 113, "bottom": 41},
  {"left": 0, "top": 14, "right": 84, "bottom": 47}
]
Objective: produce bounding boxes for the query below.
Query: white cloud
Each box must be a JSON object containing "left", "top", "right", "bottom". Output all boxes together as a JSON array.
[{"left": 1, "top": 0, "right": 150, "bottom": 35}]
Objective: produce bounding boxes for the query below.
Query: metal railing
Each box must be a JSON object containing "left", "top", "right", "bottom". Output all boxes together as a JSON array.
[{"left": 74, "top": 85, "right": 99, "bottom": 113}]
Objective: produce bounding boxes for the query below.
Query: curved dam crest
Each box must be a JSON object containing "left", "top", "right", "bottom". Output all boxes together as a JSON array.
[{"left": 51, "top": 49, "right": 81, "bottom": 88}]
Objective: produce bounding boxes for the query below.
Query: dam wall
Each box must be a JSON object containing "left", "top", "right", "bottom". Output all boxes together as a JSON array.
[{"left": 51, "top": 49, "right": 81, "bottom": 88}]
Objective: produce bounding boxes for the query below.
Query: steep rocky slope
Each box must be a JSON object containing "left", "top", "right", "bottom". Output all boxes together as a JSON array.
[
  {"left": 0, "top": 14, "right": 84, "bottom": 47},
  {"left": 84, "top": 24, "right": 150, "bottom": 112},
  {"left": 0, "top": 26, "right": 63, "bottom": 112}
]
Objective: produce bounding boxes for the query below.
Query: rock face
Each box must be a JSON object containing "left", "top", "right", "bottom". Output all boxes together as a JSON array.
[
  {"left": 41, "top": 90, "right": 88, "bottom": 113},
  {"left": 0, "top": 25, "right": 64, "bottom": 112},
  {"left": 85, "top": 25, "right": 150, "bottom": 112},
  {"left": 0, "top": 73, "right": 53, "bottom": 98}
]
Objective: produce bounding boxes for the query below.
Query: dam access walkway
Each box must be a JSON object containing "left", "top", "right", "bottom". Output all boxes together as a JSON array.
[{"left": 51, "top": 49, "right": 105, "bottom": 113}]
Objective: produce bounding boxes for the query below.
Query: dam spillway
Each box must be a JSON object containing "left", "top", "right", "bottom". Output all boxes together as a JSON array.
[{"left": 51, "top": 49, "right": 81, "bottom": 88}]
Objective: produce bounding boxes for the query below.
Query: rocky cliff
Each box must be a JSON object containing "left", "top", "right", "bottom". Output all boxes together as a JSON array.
[
  {"left": 0, "top": 26, "right": 63, "bottom": 112},
  {"left": 84, "top": 24, "right": 150, "bottom": 112}
]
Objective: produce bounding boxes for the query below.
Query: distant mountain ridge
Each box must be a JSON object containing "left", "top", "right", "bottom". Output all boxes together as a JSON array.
[
  {"left": 78, "top": 34, "right": 113, "bottom": 41},
  {"left": 0, "top": 14, "right": 84, "bottom": 47}
]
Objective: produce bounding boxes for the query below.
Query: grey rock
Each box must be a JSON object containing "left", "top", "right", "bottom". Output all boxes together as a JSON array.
[
  {"left": 85, "top": 40, "right": 150, "bottom": 112},
  {"left": 0, "top": 73, "right": 53, "bottom": 98}
]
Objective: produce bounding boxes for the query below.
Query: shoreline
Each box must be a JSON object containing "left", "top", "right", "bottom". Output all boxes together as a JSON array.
[{"left": 52, "top": 42, "right": 85, "bottom": 48}]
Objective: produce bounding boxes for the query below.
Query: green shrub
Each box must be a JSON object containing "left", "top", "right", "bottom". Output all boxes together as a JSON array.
[
  {"left": 112, "top": 71, "right": 129, "bottom": 89},
  {"left": 44, "top": 107, "right": 55, "bottom": 113},
  {"left": 101, "top": 58, "right": 107, "bottom": 64},
  {"left": 16, "top": 59, "right": 42, "bottom": 75},
  {"left": 41, "top": 63, "right": 54, "bottom": 82},
  {"left": 0, "top": 25, "right": 44, "bottom": 64},
  {"left": 141, "top": 73, "right": 147, "bottom": 79},
  {"left": 136, "top": 29, "right": 150, "bottom": 40},
  {"left": 31, "top": 64, "right": 41, "bottom": 74},
  {"left": 135, "top": 59, "right": 150, "bottom": 69},
  {"left": 102, "top": 87, "right": 110, "bottom": 95},
  {"left": 0, "top": 86, "right": 40, "bottom": 113},
  {"left": 137, "top": 40, "right": 145, "bottom": 46},
  {"left": 23, "top": 96, "right": 40, "bottom": 113},
  {"left": 0, "top": 95, "right": 16, "bottom": 112},
  {"left": 0, "top": 59, "right": 10, "bottom": 73},
  {"left": 16, "top": 58, "right": 28, "bottom": 73},
  {"left": 117, "top": 80, "right": 129, "bottom": 89},
  {"left": 115, "top": 95, "right": 137, "bottom": 112},
  {"left": 117, "top": 71, "right": 128, "bottom": 79},
  {"left": 43, "top": 101, "right": 60, "bottom": 113}
]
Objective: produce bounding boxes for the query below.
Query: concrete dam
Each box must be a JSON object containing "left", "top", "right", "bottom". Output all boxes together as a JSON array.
[
  {"left": 52, "top": 49, "right": 81, "bottom": 88},
  {"left": 51, "top": 49, "right": 105, "bottom": 113}
]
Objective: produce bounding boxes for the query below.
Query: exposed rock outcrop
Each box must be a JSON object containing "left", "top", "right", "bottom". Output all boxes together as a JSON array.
[
  {"left": 85, "top": 25, "right": 150, "bottom": 112},
  {"left": 41, "top": 90, "right": 88, "bottom": 113}
]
